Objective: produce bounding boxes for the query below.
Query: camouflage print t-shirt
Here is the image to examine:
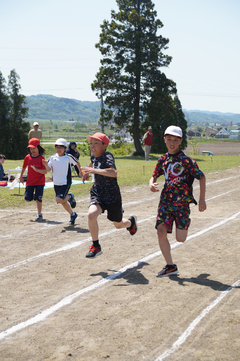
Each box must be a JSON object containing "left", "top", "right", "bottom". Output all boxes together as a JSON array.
[
  {"left": 152, "top": 151, "right": 204, "bottom": 206},
  {"left": 90, "top": 151, "right": 121, "bottom": 204}
]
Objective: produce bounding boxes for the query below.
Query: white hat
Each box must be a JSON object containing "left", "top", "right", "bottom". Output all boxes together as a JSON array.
[
  {"left": 55, "top": 138, "right": 67, "bottom": 147},
  {"left": 148, "top": 126, "right": 152, "bottom": 130},
  {"left": 33, "top": 122, "right": 39, "bottom": 126},
  {"left": 164, "top": 125, "right": 182, "bottom": 138}
]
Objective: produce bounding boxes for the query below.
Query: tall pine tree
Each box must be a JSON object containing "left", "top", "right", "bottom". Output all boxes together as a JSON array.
[
  {"left": 91, "top": 0, "right": 176, "bottom": 154},
  {"left": 7, "top": 70, "right": 29, "bottom": 159}
]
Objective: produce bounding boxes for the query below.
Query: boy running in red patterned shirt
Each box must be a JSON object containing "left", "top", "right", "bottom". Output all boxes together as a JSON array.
[{"left": 149, "top": 126, "right": 206, "bottom": 277}]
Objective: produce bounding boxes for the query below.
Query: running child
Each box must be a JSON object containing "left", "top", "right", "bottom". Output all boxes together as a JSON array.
[
  {"left": 81, "top": 132, "right": 137, "bottom": 259},
  {"left": 42, "top": 138, "right": 82, "bottom": 226},
  {"left": 20, "top": 138, "right": 47, "bottom": 221},
  {"left": 149, "top": 125, "right": 206, "bottom": 277}
]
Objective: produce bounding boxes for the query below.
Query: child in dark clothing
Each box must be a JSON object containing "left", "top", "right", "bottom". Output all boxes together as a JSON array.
[{"left": 81, "top": 132, "right": 137, "bottom": 259}]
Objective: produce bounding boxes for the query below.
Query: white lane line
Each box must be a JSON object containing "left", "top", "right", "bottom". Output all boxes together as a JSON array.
[
  {"left": 155, "top": 279, "right": 240, "bottom": 361},
  {"left": 0, "top": 211, "right": 239, "bottom": 340},
  {"left": 0, "top": 186, "right": 239, "bottom": 274}
]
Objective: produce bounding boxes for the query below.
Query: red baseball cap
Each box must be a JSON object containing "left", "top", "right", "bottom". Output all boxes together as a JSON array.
[
  {"left": 87, "top": 132, "right": 109, "bottom": 147},
  {"left": 27, "top": 138, "right": 40, "bottom": 148}
]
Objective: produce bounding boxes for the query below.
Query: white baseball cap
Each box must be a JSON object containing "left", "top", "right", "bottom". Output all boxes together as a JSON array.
[
  {"left": 55, "top": 138, "right": 67, "bottom": 147},
  {"left": 164, "top": 125, "right": 182, "bottom": 138},
  {"left": 33, "top": 122, "right": 39, "bottom": 126}
]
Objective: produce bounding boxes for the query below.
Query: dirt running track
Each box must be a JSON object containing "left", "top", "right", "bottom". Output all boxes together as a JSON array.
[{"left": 0, "top": 167, "right": 240, "bottom": 361}]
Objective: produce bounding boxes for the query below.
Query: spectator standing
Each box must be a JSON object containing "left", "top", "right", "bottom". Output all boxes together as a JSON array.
[
  {"left": 143, "top": 126, "right": 153, "bottom": 161},
  {"left": 28, "top": 122, "right": 42, "bottom": 140}
]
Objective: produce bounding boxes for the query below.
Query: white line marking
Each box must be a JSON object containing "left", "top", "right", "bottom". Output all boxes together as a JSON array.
[
  {"left": 0, "top": 186, "right": 239, "bottom": 273},
  {"left": 155, "top": 279, "right": 240, "bottom": 361},
  {"left": 0, "top": 211, "right": 239, "bottom": 340}
]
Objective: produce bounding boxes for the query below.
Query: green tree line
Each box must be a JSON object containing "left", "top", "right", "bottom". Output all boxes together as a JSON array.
[{"left": 0, "top": 69, "right": 29, "bottom": 159}]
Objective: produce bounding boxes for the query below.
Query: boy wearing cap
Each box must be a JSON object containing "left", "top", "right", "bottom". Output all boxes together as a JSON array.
[
  {"left": 81, "top": 132, "right": 137, "bottom": 258},
  {"left": 149, "top": 125, "right": 206, "bottom": 277},
  {"left": 143, "top": 126, "right": 153, "bottom": 161},
  {"left": 28, "top": 122, "right": 42, "bottom": 140},
  {"left": 20, "top": 138, "right": 47, "bottom": 220},
  {"left": 42, "top": 138, "right": 82, "bottom": 225}
]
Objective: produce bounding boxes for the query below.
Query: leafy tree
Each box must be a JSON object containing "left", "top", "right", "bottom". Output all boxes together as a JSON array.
[
  {"left": 91, "top": 0, "right": 175, "bottom": 154},
  {"left": 4, "top": 70, "right": 29, "bottom": 159},
  {"left": 146, "top": 91, "right": 187, "bottom": 154},
  {"left": 0, "top": 72, "right": 10, "bottom": 154}
]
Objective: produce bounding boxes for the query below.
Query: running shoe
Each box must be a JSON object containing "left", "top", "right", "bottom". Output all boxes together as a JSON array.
[
  {"left": 85, "top": 245, "right": 103, "bottom": 259},
  {"left": 156, "top": 264, "right": 178, "bottom": 278},
  {"left": 69, "top": 212, "right": 78, "bottom": 225},
  {"left": 35, "top": 214, "right": 43, "bottom": 221},
  {"left": 69, "top": 192, "right": 76, "bottom": 209},
  {"left": 127, "top": 215, "right": 137, "bottom": 235}
]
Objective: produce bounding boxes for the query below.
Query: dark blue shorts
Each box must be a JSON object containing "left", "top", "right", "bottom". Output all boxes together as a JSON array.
[
  {"left": 54, "top": 184, "right": 71, "bottom": 199},
  {"left": 25, "top": 185, "right": 44, "bottom": 202}
]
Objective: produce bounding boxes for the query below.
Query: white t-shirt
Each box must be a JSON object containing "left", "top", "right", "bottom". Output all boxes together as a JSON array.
[{"left": 48, "top": 153, "right": 78, "bottom": 186}]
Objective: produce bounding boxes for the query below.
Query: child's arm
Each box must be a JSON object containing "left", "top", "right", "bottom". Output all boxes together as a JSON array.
[
  {"left": 198, "top": 174, "right": 207, "bottom": 212},
  {"left": 19, "top": 167, "right": 27, "bottom": 184},
  {"left": 149, "top": 176, "right": 159, "bottom": 192},
  {"left": 81, "top": 163, "right": 117, "bottom": 178},
  {"left": 30, "top": 165, "right": 47, "bottom": 174},
  {"left": 42, "top": 159, "right": 51, "bottom": 172},
  {"left": 75, "top": 161, "right": 83, "bottom": 178}
]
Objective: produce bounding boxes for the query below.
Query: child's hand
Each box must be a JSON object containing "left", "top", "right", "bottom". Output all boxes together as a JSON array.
[
  {"left": 30, "top": 165, "right": 37, "bottom": 172},
  {"left": 42, "top": 159, "right": 47, "bottom": 167},
  {"left": 149, "top": 182, "right": 159, "bottom": 192},
  {"left": 198, "top": 199, "right": 206, "bottom": 212}
]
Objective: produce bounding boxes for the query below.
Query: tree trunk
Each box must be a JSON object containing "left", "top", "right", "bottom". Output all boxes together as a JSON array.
[{"left": 133, "top": 131, "right": 144, "bottom": 154}]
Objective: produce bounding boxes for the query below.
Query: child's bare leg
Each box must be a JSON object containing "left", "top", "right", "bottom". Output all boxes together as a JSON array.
[
  {"left": 36, "top": 200, "right": 42, "bottom": 215},
  {"left": 175, "top": 228, "right": 188, "bottom": 243},
  {"left": 113, "top": 218, "right": 131, "bottom": 229},
  {"left": 157, "top": 223, "right": 173, "bottom": 265},
  {"left": 56, "top": 197, "right": 73, "bottom": 215},
  {"left": 88, "top": 204, "right": 102, "bottom": 241}
]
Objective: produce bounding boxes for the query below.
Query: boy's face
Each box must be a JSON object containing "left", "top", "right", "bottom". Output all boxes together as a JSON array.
[
  {"left": 89, "top": 138, "right": 107, "bottom": 157},
  {"left": 0, "top": 158, "right": 5, "bottom": 164},
  {"left": 164, "top": 135, "right": 182, "bottom": 154},
  {"left": 55, "top": 145, "right": 66, "bottom": 156}
]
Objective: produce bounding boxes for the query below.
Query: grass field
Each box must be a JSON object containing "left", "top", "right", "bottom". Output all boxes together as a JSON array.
[{"left": 1, "top": 146, "right": 240, "bottom": 209}]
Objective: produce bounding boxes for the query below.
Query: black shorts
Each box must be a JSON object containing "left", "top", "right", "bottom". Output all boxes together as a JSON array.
[
  {"left": 54, "top": 184, "right": 71, "bottom": 199},
  {"left": 90, "top": 196, "right": 123, "bottom": 223}
]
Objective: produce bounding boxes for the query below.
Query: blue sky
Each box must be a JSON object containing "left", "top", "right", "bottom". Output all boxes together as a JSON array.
[{"left": 1, "top": 0, "right": 240, "bottom": 113}]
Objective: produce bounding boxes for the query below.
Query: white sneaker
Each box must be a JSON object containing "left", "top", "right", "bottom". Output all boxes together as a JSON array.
[{"left": 35, "top": 214, "right": 43, "bottom": 221}]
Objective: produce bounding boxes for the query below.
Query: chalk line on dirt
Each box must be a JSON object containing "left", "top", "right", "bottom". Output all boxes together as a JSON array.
[
  {"left": 0, "top": 210, "right": 239, "bottom": 341},
  {"left": 0, "top": 188, "right": 239, "bottom": 274},
  {"left": 155, "top": 278, "right": 240, "bottom": 361}
]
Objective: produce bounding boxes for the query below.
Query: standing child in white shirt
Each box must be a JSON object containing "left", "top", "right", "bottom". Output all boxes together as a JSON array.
[{"left": 42, "top": 138, "right": 82, "bottom": 225}]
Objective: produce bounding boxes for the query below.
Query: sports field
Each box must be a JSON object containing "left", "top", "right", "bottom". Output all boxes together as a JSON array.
[{"left": 0, "top": 165, "right": 239, "bottom": 360}]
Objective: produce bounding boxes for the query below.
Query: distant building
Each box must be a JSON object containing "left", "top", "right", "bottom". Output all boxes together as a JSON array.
[
  {"left": 215, "top": 128, "right": 230, "bottom": 138},
  {"left": 205, "top": 127, "right": 218, "bottom": 137},
  {"left": 187, "top": 130, "right": 201, "bottom": 137},
  {"left": 229, "top": 129, "right": 240, "bottom": 139}
]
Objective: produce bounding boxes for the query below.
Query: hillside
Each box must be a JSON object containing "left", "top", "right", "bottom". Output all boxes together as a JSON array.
[
  {"left": 25, "top": 94, "right": 240, "bottom": 125},
  {"left": 26, "top": 94, "right": 101, "bottom": 123}
]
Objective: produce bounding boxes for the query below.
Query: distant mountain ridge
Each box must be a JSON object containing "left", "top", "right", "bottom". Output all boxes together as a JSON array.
[
  {"left": 26, "top": 94, "right": 101, "bottom": 123},
  {"left": 25, "top": 94, "right": 240, "bottom": 124}
]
